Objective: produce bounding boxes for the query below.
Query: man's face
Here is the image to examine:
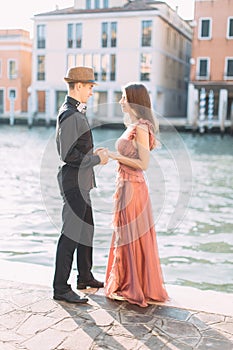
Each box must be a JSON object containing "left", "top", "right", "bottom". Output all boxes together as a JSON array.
[{"left": 78, "top": 83, "right": 94, "bottom": 103}]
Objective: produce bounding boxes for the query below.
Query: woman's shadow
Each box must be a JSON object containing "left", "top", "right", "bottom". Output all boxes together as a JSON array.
[{"left": 54, "top": 290, "right": 233, "bottom": 350}]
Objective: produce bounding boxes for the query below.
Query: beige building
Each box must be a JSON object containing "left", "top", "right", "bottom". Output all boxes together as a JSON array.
[
  {"left": 0, "top": 29, "right": 32, "bottom": 122},
  {"left": 187, "top": 0, "right": 233, "bottom": 131},
  {"left": 30, "top": 0, "right": 192, "bottom": 124}
]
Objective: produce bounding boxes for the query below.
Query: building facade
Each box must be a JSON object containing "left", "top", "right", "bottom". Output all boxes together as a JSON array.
[
  {"left": 0, "top": 29, "right": 32, "bottom": 121},
  {"left": 30, "top": 0, "right": 192, "bottom": 124},
  {"left": 187, "top": 0, "right": 233, "bottom": 130}
]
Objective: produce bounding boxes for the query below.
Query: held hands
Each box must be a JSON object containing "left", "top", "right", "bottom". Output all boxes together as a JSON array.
[
  {"left": 94, "top": 147, "right": 119, "bottom": 163},
  {"left": 95, "top": 147, "right": 109, "bottom": 165}
]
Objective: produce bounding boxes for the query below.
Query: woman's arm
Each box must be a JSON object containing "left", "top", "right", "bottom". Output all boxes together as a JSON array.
[{"left": 109, "top": 124, "right": 150, "bottom": 171}]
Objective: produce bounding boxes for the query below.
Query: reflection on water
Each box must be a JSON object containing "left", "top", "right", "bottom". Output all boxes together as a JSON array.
[{"left": 0, "top": 124, "right": 233, "bottom": 293}]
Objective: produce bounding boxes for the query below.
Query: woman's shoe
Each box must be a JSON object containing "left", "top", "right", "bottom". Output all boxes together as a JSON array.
[{"left": 110, "top": 293, "right": 126, "bottom": 301}]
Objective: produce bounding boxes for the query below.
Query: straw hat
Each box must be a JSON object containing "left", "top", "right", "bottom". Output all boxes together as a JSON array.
[{"left": 64, "top": 66, "right": 97, "bottom": 84}]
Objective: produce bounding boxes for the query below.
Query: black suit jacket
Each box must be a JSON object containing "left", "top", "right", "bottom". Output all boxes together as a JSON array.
[{"left": 56, "top": 95, "right": 100, "bottom": 193}]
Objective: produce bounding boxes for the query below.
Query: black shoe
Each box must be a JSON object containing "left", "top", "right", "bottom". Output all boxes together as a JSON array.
[
  {"left": 53, "top": 290, "right": 88, "bottom": 304},
  {"left": 77, "top": 278, "right": 104, "bottom": 290}
]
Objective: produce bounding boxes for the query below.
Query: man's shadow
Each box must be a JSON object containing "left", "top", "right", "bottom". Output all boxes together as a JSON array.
[{"left": 54, "top": 291, "right": 233, "bottom": 350}]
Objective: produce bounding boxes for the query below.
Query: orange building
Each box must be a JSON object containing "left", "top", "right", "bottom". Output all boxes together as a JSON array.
[
  {"left": 0, "top": 29, "right": 32, "bottom": 120},
  {"left": 188, "top": 0, "right": 233, "bottom": 129}
]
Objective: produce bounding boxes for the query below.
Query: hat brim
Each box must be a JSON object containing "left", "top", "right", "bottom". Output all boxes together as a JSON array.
[{"left": 64, "top": 77, "right": 98, "bottom": 85}]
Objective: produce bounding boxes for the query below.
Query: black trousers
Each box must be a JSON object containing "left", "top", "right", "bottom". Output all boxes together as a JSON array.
[{"left": 53, "top": 188, "right": 94, "bottom": 294}]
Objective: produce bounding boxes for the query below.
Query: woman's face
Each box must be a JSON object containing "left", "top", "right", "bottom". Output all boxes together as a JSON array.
[{"left": 119, "top": 92, "right": 130, "bottom": 114}]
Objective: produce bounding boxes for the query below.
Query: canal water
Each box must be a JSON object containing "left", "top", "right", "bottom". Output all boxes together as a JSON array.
[{"left": 0, "top": 123, "right": 232, "bottom": 293}]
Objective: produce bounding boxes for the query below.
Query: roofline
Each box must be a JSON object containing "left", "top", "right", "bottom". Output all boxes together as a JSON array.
[{"left": 34, "top": 6, "right": 157, "bottom": 18}]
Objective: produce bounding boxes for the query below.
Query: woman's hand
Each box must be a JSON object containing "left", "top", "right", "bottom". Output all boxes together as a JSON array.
[{"left": 108, "top": 151, "right": 119, "bottom": 160}]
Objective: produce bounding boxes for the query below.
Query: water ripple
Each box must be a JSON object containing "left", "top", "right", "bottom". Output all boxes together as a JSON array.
[{"left": 0, "top": 125, "right": 233, "bottom": 293}]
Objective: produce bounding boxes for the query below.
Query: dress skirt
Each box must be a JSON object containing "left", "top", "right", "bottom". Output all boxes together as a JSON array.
[{"left": 105, "top": 166, "right": 168, "bottom": 307}]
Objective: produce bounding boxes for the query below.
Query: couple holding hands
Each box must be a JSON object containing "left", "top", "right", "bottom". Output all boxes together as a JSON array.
[{"left": 53, "top": 66, "right": 168, "bottom": 308}]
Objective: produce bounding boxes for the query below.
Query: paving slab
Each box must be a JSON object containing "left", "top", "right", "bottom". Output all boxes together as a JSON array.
[{"left": 0, "top": 279, "right": 233, "bottom": 350}]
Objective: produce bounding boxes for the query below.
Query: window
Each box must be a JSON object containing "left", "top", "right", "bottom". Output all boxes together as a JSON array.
[
  {"left": 76, "top": 54, "right": 84, "bottom": 66},
  {"left": 101, "top": 22, "right": 117, "bottom": 48},
  {"left": 140, "top": 53, "right": 151, "bottom": 81},
  {"left": 37, "top": 90, "right": 46, "bottom": 113},
  {"left": 93, "top": 92, "right": 107, "bottom": 117},
  {"left": 37, "top": 55, "right": 45, "bottom": 81},
  {"left": 199, "top": 60, "right": 207, "bottom": 77},
  {"left": 67, "top": 54, "right": 75, "bottom": 68},
  {"left": 56, "top": 91, "right": 66, "bottom": 112},
  {"left": 93, "top": 54, "right": 100, "bottom": 81},
  {"left": 141, "top": 20, "right": 152, "bottom": 47},
  {"left": 67, "top": 24, "right": 73, "bottom": 48},
  {"left": 9, "top": 89, "right": 16, "bottom": 99},
  {"left": 37, "top": 25, "right": 46, "bottom": 49},
  {"left": 111, "top": 22, "right": 117, "bottom": 47},
  {"left": 95, "top": 0, "right": 100, "bottom": 8},
  {"left": 76, "top": 24, "right": 82, "bottom": 48},
  {"left": 165, "top": 57, "right": 174, "bottom": 79},
  {"left": 166, "top": 27, "right": 171, "bottom": 46},
  {"left": 103, "top": 0, "right": 108, "bottom": 8},
  {"left": 86, "top": 0, "right": 91, "bottom": 9},
  {"left": 8, "top": 60, "right": 17, "bottom": 79},
  {"left": 84, "top": 54, "right": 92, "bottom": 66},
  {"left": 101, "top": 54, "right": 108, "bottom": 81},
  {"left": 179, "top": 36, "right": 183, "bottom": 59},
  {"left": 114, "top": 92, "right": 122, "bottom": 117},
  {"left": 186, "top": 41, "right": 192, "bottom": 64},
  {"left": 172, "top": 61, "right": 177, "bottom": 80},
  {"left": 164, "top": 57, "right": 169, "bottom": 78},
  {"left": 110, "top": 54, "right": 116, "bottom": 81},
  {"left": 102, "top": 23, "right": 108, "bottom": 48},
  {"left": 67, "top": 54, "right": 84, "bottom": 69},
  {"left": 85, "top": 0, "right": 108, "bottom": 10},
  {"left": 225, "top": 58, "right": 233, "bottom": 78},
  {"left": 199, "top": 18, "right": 212, "bottom": 39},
  {"left": 0, "top": 90, "right": 4, "bottom": 114},
  {"left": 227, "top": 17, "right": 233, "bottom": 38},
  {"left": 197, "top": 58, "right": 210, "bottom": 79},
  {"left": 66, "top": 53, "right": 114, "bottom": 82},
  {"left": 173, "top": 32, "right": 177, "bottom": 49},
  {"left": 67, "top": 23, "right": 82, "bottom": 48}
]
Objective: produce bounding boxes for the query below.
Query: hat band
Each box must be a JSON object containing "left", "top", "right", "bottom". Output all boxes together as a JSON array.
[{"left": 65, "top": 78, "right": 96, "bottom": 83}]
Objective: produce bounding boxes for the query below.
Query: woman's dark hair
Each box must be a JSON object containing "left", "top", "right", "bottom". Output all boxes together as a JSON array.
[{"left": 124, "top": 83, "right": 158, "bottom": 133}]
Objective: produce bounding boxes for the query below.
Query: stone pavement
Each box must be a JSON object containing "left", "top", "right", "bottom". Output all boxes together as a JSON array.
[{"left": 0, "top": 279, "right": 233, "bottom": 350}]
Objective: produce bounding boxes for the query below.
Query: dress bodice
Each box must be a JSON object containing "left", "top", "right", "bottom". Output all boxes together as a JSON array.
[
  {"left": 115, "top": 119, "right": 155, "bottom": 183},
  {"left": 116, "top": 127, "right": 139, "bottom": 159}
]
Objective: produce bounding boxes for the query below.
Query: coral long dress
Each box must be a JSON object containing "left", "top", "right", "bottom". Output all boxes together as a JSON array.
[{"left": 105, "top": 119, "right": 168, "bottom": 307}]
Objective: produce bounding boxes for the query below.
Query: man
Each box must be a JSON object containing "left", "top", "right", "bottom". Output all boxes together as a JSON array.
[{"left": 53, "top": 66, "right": 108, "bottom": 303}]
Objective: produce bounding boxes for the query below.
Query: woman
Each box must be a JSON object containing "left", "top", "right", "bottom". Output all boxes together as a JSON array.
[{"left": 104, "top": 82, "right": 168, "bottom": 307}]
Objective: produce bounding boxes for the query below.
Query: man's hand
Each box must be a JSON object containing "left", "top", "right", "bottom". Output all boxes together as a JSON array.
[
  {"left": 96, "top": 148, "right": 109, "bottom": 165},
  {"left": 94, "top": 147, "right": 104, "bottom": 154}
]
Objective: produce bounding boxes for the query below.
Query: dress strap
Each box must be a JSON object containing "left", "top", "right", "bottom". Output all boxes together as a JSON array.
[{"left": 129, "top": 119, "right": 156, "bottom": 150}]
